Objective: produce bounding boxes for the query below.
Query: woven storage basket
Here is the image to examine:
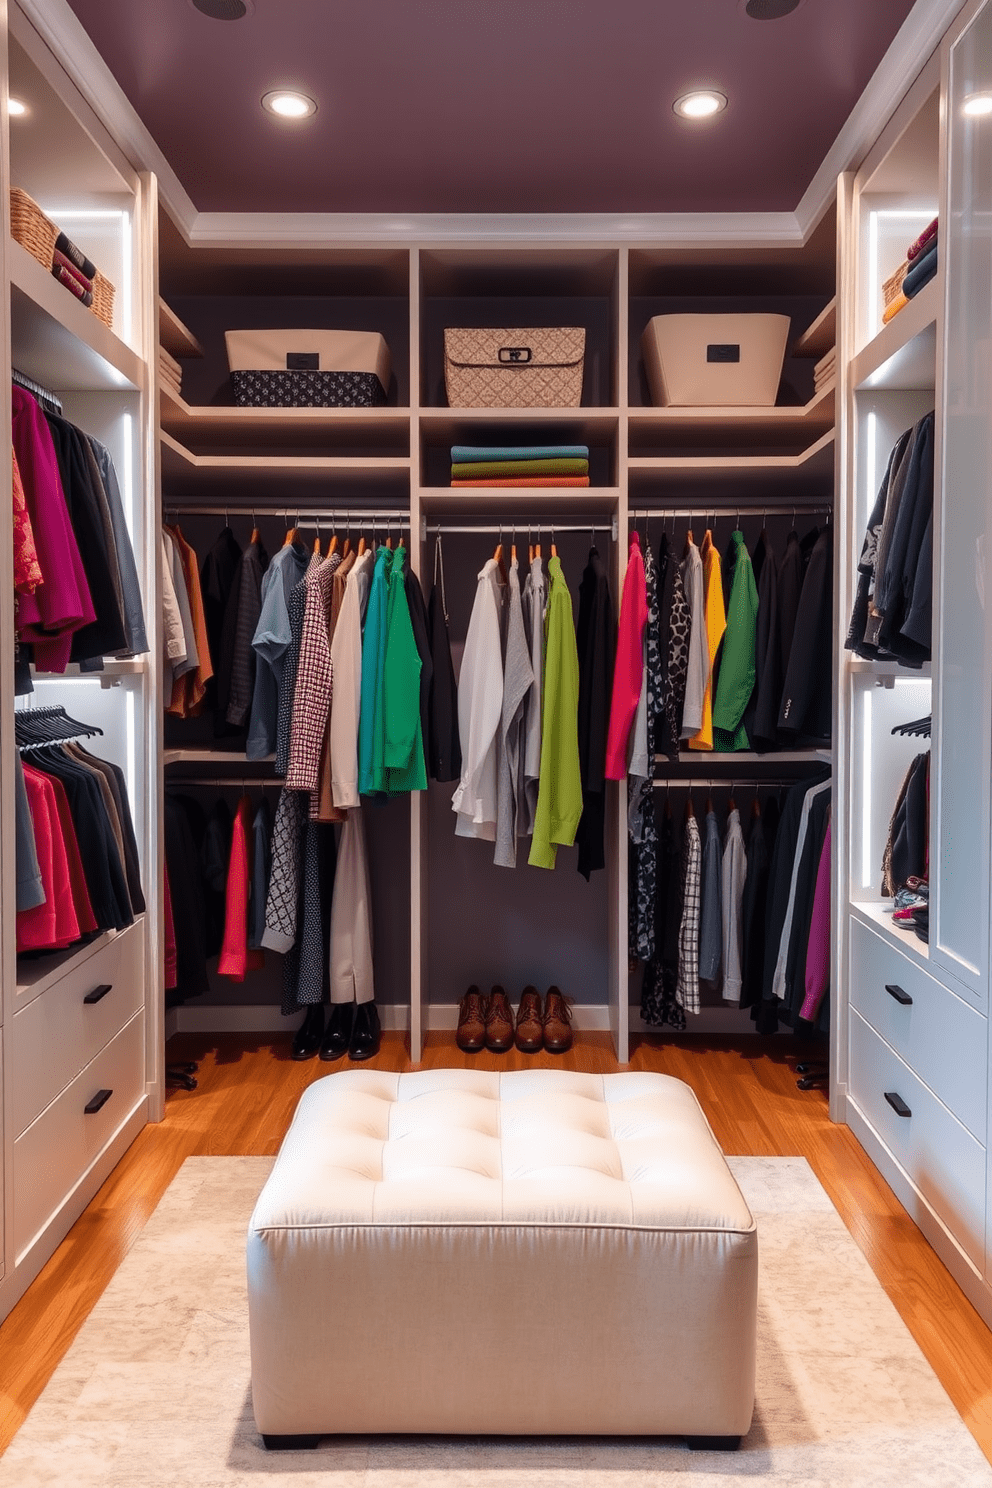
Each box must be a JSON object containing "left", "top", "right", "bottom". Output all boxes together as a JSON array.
[
  {"left": 9, "top": 188, "right": 116, "bottom": 329},
  {"left": 443, "top": 327, "right": 585, "bottom": 408}
]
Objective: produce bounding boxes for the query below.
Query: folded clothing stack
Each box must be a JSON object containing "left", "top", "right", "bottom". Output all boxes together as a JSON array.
[
  {"left": 882, "top": 217, "right": 938, "bottom": 325},
  {"left": 813, "top": 347, "right": 835, "bottom": 393},
  {"left": 449, "top": 443, "right": 590, "bottom": 487},
  {"left": 159, "top": 347, "right": 183, "bottom": 398},
  {"left": 51, "top": 234, "right": 98, "bottom": 308}
]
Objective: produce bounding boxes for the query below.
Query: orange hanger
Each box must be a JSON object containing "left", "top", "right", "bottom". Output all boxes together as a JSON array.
[
  {"left": 250, "top": 526, "right": 260, "bottom": 545},
  {"left": 511, "top": 541, "right": 517, "bottom": 563},
  {"left": 385, "top": 536, "right": 392, "bottom": 550},
  {"left": 329, "top": 533, "right": 340, "bottom": 556},
  {"left": 313, "top": 534, "right": 323, "bottom": 555},
  {"left": 550, "top": 540, "right": 558, "bottom": 558},
  {"left": 528, "top": 543, "right": 534, "bottom": 564},
  {"left": 342, "top": 537, "right": 352, "bottom": 559},
  {"left": 358, "top": 536, "right": 367, "bottom": 556},
  {"left": 535, "top": 541, "right": 542, "bottom": 559},
  {"left": 685, "top": 794, "right": 695, "bottom": 820},
  {"left": 282, "top": 524, "right": 297, "bottom": 547}
]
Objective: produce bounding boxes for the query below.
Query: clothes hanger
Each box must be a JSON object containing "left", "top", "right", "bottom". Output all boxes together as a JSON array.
[
  {"left": 329, "top": 529, "right": 340, "bottom": 556},
  {"left": 685, "top": 791, "right": 695, "bottom": 820},
  {"left": 313, "top": 515, "right": 323, "bottom": 556},
  {"left": 250, "top": 508, "right": 260, "bottom": 545},
  {"left": 550, "top": 520, "right": 557, "bottom": 560}
]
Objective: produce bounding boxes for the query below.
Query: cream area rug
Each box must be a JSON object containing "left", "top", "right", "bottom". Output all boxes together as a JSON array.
[{"left": 2, "top": 1156, "right": 990, "bottom": 1487}]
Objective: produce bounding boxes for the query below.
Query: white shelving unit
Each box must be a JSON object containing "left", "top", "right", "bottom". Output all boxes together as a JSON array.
[
  {"left": 0, "top": 9, "right": 162, "bottom": 1323},
  {"left": 835, "top": 0, "right": 992, "bottom": 1332}
]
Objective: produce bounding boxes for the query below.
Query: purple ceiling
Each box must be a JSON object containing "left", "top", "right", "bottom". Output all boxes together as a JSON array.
[{"left": 65, "top": 0, "right": 918, "bottom": 215}]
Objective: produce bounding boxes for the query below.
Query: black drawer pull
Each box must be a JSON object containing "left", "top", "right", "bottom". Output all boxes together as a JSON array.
[
  {"left": 884, "top": 1090, "right": 912, "bottom": 1118},
  {"left": 884, "top": 983, "right": 913, "bottom": 1006},
  {"left": 84, "top": 1088, "right": 113, "bottom": 1115},
  {"left": 83, "top": 983, "right": 113, "bottom": 1005}
]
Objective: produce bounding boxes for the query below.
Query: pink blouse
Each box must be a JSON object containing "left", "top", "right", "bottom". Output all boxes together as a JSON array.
[{"left": 605, "top": 533, "right": 647, "bottom": 780}]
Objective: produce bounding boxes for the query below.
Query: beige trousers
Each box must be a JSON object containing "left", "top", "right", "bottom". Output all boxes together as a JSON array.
[{"left": 329, "top": 807, "right": 375, "bottom": 1004}]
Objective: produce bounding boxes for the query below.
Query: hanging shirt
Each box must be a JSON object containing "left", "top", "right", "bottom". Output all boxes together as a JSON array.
[
  {"left": 314, "top": 549, "right": 357, "bottom": 822},
  {"left": 713, "top": 529, "right": 758, "bottom": 752},
  {"left": 687, "top": 532, "right": 726, "bottom": 751},
  {"left": 494, "top": 556, "right": 535, "bottom": 868},
  {"left": 800, "top": 818, "right": 832, "bottom": 1023},
  {"left": 166, "top": 525, "right": 214, "bottom": 719},
  {"left": 778, "top": 526, "right": 833, "bottom": 738},
  {"left": 575, "top": 546, "right": 615, "bottom": 880},
  {"left": 721, "top": 806, "right": 747, "bottom": 1003},
  {"left": 698, "top": 807, "right": 723, "bottom": 981},
  {"left": 658, "top": 535, "right": 690, "bottom": 759},
  {"left": 427, "top": 545, "right": 461, "bottom": 783},
  {"left": 358, "top": 546, "right": 391, "bottom": 798},
  {"left": 329, "top": 549, "right": 374, "bottom": 809},
  {"left": 520, "top": 553, "right": 546, "bottom": 834},
  {"left": 452, "top": 557, "right": 504, "bottom": 840},
  {"left": 528, "top": 555, "right": 582, "bottom": 870},
  {"left": 679, "top": 534, "right": 708, "bottom": 740},
  {"left": 286, "top": 551, "right": 341, "bottom": 790},
  {"left": 676, "top": 809, "right": 702, "bottom": 1016},
  {"left": 749, "top": 531, "right": 781, "bottom": 750},
  {"left": 87, "top": 435, "right": 148, "bottom": 657},
  {"left": 605, "top": 532, "right": 647, "bottom": 779},
  {"left": 12, "top": 444, "right": 42, "bottom": 596},
  {"left": 329, "top": 806, "right": 375, "bottom": 1006},
  {"left": 381, "top": 543, "right": 427, "bottom": 794},
  {"left": 217, "top": 796, "right": 265, "bottom": 981},
  {"left": 224, "top": 534, "right": 269, "bottom": 728},
  {"left": 247, "top": 538, "right": 308, "bottom": 759}
]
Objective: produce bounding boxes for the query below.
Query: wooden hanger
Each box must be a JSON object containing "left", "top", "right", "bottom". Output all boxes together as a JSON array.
[
  {"left": 282, "top": 524, "right": 298, "bottom": 547},
  {"left": 685, "top": 794, "right": 695, "bottom": 820},
  {"left": 493, "top": 541, "right": 507, "bottom": 582},
  {"left": 358, "top": 536, "right": 367, "bottom": 556},
  {"left": 313, "top": 533, "right": 323, "bottom": 555},
  {"left": 535, "top": 541, "right": 542, "bottom": 559},
  {"left": 328, "top": 533, "right": 340, "bottom": 556},
  {"left": 250, "top": 526, "right": 260, "bottom": 545},
  {"left": 342, "top": 537, "right": 352, "bottom": 559}
]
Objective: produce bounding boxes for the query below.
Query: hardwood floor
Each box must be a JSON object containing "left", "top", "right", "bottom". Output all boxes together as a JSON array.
[{"left": 1, "top": 1029, "right": 991, "bottom": 1462}]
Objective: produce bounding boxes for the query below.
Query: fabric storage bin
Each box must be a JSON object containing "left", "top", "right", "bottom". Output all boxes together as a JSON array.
[
  {"left": 443, "top": 326, "right": 585, "bottom": 408},
  {"left": 641, "top": 313, "right": 789, "bottom": 407},
  {"left": 224, "top": 328, "right": 391, "bottom": 407},
  {"left": 9, "top": 187, "right": 116, "bottom": 328}
]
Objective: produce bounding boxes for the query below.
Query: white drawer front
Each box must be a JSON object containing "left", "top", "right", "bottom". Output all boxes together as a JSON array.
[
  {"left": 850, "top": 1009, "right": 986, "bottom": 1265},
  {"left": 13, "top": 1011, "right": 145, "bottom": 1262},
  {"left": 12, "top": 923, "right": 143, "bottom": 1137},
  {"left": 850, "top": 917, "right": 988, "bottom": 1141}
]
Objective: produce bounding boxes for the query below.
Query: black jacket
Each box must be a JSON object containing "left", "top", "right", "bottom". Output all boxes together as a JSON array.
[{"left": 575, "top": 546, "right": 615, "bottom": 879}]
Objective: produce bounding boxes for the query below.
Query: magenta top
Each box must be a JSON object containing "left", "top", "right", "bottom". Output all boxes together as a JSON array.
[
  {"left": 12, "top": 384, "right": 95, "bottom": 671},
  {"left": 801, "top": 820, "right": 832, "bottom": 1023},
  {"left": 605, "top": 532, "right": 647, "bottom": 780}
]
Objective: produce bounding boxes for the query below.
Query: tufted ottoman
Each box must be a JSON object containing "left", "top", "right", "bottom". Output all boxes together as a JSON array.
[{"left": 247, "top": 1068, "right": 757, "bottom": 1449}]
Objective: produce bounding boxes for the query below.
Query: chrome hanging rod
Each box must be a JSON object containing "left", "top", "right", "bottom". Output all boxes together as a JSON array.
[
  {"left": 162, "top": 505, "right": 411, "bottom": 523},
  {"left": 423, "top": 521, "right": 617, "bottom": 537},
  {"left": 629, "top": 505, "right": 832, "bottom": 520},
  {"left": 653, "top": 776, "right": 830, "bottom": 791}
]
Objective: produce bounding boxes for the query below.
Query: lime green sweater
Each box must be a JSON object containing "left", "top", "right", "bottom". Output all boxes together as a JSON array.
[{"left": 528, "top": 556, "right": 583, "bottom": 869}]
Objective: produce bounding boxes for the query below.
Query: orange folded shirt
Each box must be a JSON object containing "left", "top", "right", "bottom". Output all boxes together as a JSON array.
[{"left": 882, "top": 293, "right": 908, "bottom": 325}]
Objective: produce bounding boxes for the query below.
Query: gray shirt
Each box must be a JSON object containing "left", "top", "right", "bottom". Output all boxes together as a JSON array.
[
  {"left": 14, "top": 748, "right": 45, "bottom": 912},
  {"left": 247, "top": 541, "right": 308, "bottom": 760},
  {"left": 494, "top": 558, "right": 536, "bottom": 868},
  {"left": 680, "top": 538, "right": 708, "bottom": 738}
]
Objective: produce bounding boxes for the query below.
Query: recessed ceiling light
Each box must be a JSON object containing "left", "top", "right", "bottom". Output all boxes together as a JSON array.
[
  {"left": 673, "top": 90, "right": 728, "bottom": 121},
  {"left": 743, "top": 0, "right": 803, "bottom": 19},
  {"left": 189, "top": 0, "right": 254, "bottom": 18},
  {"left": 261, "top": 89, "right": 318, "bottom": 120},
  {"left": 963, "top": 92, "right": 992, "bottom": 117},
  {"left": 8, "top": 98, "right": 27, "bottom": 117}
]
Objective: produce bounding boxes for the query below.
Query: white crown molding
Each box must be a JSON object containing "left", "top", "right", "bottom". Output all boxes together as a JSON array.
[
  {"left": 795, "top": 0, "right": 968, "bottom": 237},
  {"left": 188, "top": 210, "right": 803, "bottom": 249},
  {"left": 12, "top": 0, "right": 197, "bottom": 236},
  {"left": 17, "top": 0, "right": 968, "bottom": 251}
]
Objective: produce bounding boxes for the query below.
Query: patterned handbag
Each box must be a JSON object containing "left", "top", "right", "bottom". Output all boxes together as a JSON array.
[{"left": 443, "top": 327, "right": 585, "bottom": 408}]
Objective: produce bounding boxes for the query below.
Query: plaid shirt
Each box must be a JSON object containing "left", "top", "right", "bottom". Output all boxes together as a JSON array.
[
  {"left": 677, "top": 809, "right": 702, "bottom": 1016},
  {"left": 285, "top": 553, "right": 341, "bottom": 791}
]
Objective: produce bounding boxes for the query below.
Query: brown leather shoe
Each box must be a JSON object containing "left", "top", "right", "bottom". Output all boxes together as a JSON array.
[
  {"left": 486, "top": 985, "right": 515, "bottom": 1052},
  {"left": 515, "top": 986, "right": 544, "bottom": 1053},
  {"left": 456, "top": 985, "right": 488, "bottom": 1052},
  {"left": 543, "top": 987, "right": 573, "bottom": 1054}
]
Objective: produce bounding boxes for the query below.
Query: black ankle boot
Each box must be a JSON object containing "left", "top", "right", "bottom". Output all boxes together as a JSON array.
[
  {"left": 291, "top": 1005, "right": 325, "bottom": 1061},
  {"left": 348, "top": 1002, "right": 381, "bottom": 1061},
  {"left": 319, "top": 1003, "right": 355, "bottom": 1061}
]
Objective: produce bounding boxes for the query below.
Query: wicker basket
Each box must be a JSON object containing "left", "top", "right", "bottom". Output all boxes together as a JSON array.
[{"left": 9, "top": 188, "right": 116, "bottom": 329}]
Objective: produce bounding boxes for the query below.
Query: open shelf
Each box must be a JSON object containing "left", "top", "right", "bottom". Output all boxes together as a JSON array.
[
  {"left": 847, "top": 657, "right": 932, "bottom": 678},
  {"left": 159, "top": 298, "right": 203, "bottom": 359},
  {"left": 628, "top": 383, "right": 835, "bottom": 455},
  {"left": 628, "top": 428, "right": 835, "bottom": 489},
  {"left": 418, "top": 485, "right": 621, "bottom": 517},
  {"left": 419, "top": 407, "right": 618, "bottom": 442},
  {"left": 159, "top": 385, "right": 410, "bottom": 455},
  {"left": 853, "top": 276, "right": 939, "bottom": 391},
  {"left": 161, "top": 430, "right": 411, "bottom": 495},
  {"left": 792, "top": 297, "right": 836, "bottom": 359},
  {"left": 164, "top": 749, "right": 274, "bottom": 766},
  {"left": 851, "top": 902, "right": 930, "bottom": 966},
  {"left": 9, "top": 238, "right": 142, "bottom": 392},
  {"left": 661, "top": 750, "right": 831, "bottom": 766}
]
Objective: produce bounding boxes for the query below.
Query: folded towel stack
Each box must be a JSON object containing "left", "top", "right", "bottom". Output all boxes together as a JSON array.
[
  {"left": 50, "top": 231, "right": 98, "bottom": 308},
  {"left": 813, "top": 347, "right": 836, "bottom": 393},
  {"left": 449, "top": 443, "right": 590, "bottom": 487},
  {"left": 882, "top": 217, "right": 938, "bottom": 326},
  {"left": 159, "top": 346, "right": 183, "bottom": 398}
]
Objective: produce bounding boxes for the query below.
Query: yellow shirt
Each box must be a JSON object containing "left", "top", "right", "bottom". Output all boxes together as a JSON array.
[{"left": 688, "top": 532, "right": 726, "bottom": 751}]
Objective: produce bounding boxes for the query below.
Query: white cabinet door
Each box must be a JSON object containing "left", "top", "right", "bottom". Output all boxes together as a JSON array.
[{"left": 933, "top": 0, "right": 992, "bottom": 1007}]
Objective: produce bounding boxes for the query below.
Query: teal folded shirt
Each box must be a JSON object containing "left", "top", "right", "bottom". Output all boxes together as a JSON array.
[{"left": 450, "top": 444, "right": 589, "bottom": 463}]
